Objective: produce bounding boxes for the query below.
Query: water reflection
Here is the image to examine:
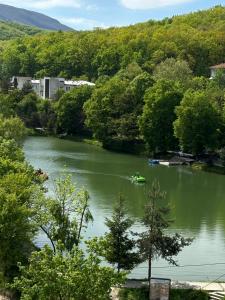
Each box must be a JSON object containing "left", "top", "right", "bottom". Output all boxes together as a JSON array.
[{"left": 24, "top": 136, "right": 225, "bottom": 281}]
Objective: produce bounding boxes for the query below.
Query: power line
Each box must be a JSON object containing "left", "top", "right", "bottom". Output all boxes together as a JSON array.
[
  {"left": 130, "top": 273, "right": 225, "bottom": 277},
  {"left": 134, "top": 262, "right": 225, "bottom": 269}
]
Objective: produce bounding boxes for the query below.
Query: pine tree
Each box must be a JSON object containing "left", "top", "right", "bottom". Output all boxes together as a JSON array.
[
  {"left": 138, "top": 180, "right": 192, "bottom": 298},
  {"left": 104, "top": 195, "right": 140, "bottom": 273}
]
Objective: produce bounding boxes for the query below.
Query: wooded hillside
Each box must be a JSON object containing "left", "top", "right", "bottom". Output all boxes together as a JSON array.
[
  {"left": 1, "top": 6, "right": 225, "bottom": 79},
  {"left": 0, "top": 21, "right": 42, "bottom": 41}
]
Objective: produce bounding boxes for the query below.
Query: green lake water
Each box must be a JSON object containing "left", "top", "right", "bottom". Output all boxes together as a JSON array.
[{"left": 23, "top": 136, "right": 225, "bottom": 282}]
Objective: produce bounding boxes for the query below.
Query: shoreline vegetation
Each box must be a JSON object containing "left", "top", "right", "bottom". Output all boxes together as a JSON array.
[
  {"left": 2, "top": 7, "right": 225, "bottom": 168},
  {"left": 2, "top": 6, "right": 225, "bottom": 297},
  {"left": 119, "top": 288, "right": 209, "bottom": 300},
  {"left": 30, "top": 130, "right": 225, "bottom": 175},
  {"left": 0, "top": 115, "right": 194, "bottom": 299}
]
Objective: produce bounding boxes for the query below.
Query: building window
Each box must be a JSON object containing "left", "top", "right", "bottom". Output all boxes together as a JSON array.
[{"left": 45, "top": 79, "right": 50, "bottom": 99}]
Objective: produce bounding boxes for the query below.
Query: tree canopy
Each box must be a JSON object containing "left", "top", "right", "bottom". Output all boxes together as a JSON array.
[{"left": 174, "top": 90, "right": 223, "bottom": 154}]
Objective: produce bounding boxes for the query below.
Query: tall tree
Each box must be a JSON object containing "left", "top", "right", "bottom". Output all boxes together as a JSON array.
[
  {"left": 56, "top": 85, "right": 93, "bottom": 135},
  {"left": 139, "top": 80, "right": 182, "bottom": 153},
  {"left": 138, "top": 181, "right": 192, "bottom": 298},
  {"left": 34, "top": 173, "right": 93, "bottom": 252},
  {"left": 0, "top": 115, "right": 26, "bottom": 143},
  {"left": 104, "top": 195, "right": 140, "bottom": 273},
  {"left": 84, "top": 70, "right": 152, "bottom": 148},
  {"left": 153, "top": 58, "right": 193, "bottom": 89},
  {"left": 174, "top": 90, "right": 223, "bottom": 155}
]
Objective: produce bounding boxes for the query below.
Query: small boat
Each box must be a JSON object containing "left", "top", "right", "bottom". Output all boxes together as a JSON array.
[
  {"left": 149, "top": 159, "right": 159, "bottom": 165},
  {"left": 130, "top": 173, "right": 146, "bottom": 183},
  {"left": 35, "top": 168, "right": 49, "bottom": 181},
  {"left": 159, "top": 161, "right": 184, "bottom": 166}
]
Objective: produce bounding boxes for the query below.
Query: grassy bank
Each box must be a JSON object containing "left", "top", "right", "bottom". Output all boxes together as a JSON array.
[
  {"left": 60, "top": 135, "right": 103, "bottom": 148},
  {"left": 119, "top": 288, "right": 209, "bottom": 300},
  {"left": 27, "top": 130, "right": 103, "bottom": 147},
  {"left": 192, "top": 162, "right": 225, "bottom": 175}
]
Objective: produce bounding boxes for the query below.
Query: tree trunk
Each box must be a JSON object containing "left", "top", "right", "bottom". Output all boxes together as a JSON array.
[
  {"left": 77, "top": 203, "right": 87, "bottom": 246},
  {"left": 148, "top": 243, "right": 152, "bottom": 300},
  {"left": 148, "top": 255, "right": 152, "bottom": 300}
]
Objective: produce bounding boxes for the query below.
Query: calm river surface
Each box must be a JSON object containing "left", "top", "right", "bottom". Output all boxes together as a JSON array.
[{"left": 24, "top": 136, "right": 225, "bottom": 282}]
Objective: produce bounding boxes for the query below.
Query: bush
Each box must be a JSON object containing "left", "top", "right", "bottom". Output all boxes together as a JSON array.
[
  {"left": 119, "top": 288, "right": 148, "bottom": 300},
  {"left": 170, "top": 289, "right": 209, "bottom": 300},
  {"left": 119, "top": 288, "right": 209, "bottom": 300}
]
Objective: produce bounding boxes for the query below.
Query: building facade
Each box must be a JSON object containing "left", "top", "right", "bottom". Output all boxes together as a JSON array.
[
  {"left": 11, "top": 76, "right": 95, "bottom": 99},
  {"left": 210, "top": 63, "right": 225, "bottom": 79}
]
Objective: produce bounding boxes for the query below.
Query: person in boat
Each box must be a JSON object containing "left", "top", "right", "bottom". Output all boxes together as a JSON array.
[{"left": 35, "top": 168, "right": 49, "bottom": 180}]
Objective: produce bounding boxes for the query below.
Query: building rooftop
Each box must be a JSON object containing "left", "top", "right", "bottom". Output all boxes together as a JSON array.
[
  {"left": 31, "top": 80, "right": 40, "bottom": 84},
  {"left": 210, "top": 63, "right": 225, "bottom": 69},
  {"left": 64, "top": 80, "right": 95, "bottom": 86}
]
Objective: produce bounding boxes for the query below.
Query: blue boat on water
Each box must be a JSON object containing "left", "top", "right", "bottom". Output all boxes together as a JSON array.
[{"left": 148, "top": 159, "right": 159, "bottom": 166}]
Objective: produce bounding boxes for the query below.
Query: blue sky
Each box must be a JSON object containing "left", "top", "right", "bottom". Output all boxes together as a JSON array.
[{"left": 1, "top": 0, "right": 225, "bottom": 30}]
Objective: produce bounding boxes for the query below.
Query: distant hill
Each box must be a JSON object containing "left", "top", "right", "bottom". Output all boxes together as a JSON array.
[
  {"left": 0, "top": 21, "right": 43, "bottom": 40},
  {"left": 0, "top": 4, "right": 72, "bottom": 31}
]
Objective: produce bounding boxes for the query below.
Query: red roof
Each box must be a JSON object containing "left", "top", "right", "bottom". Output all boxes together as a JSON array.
[{"left": 210, "top": 63, "right": 225, "bottom": 69}]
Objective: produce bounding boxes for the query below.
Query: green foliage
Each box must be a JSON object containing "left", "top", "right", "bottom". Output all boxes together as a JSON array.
[
  {"left": 0, "top": 138, "right": 24, "bottom": 161},
  {"left": 119, "top": 288, "right": 209, "bottom": 300},
  {"left": 0, "top": 133, "right": 39, "bottom": 284},
  {"left": 119, "top": 287, "right": 148, "bottom": 300},
  {"left": 0, "top": 115, "right": 26, "bottom": 143},
  {"left": 13, "top": 245, "right": 125, "bottom": 300},
  {"left": 1, "top": 6, "right": 225, "bottom": 156},
  {"left": 16, "top": 93, "right": 40, "bottom": 128},
  {"left": 34, "top": 173, "right": 93, "bottom": 252},
  {"left": 170, "top": 289, "right": 209, "bottom": 300},
  {"left": 174, "top": 90, "right": 223, "bottom": 155},
  {"left": 139, "top": 80, "right": 182, "bottom": 153},
  {"left": 138, "top": 181, "right": 192, "bottom": 280},
  {"left": 153, "top": 58, "right": 193, "bottom": 89},
  {"left": 2, "top": 6, "right": 225, "bottom": 81},
  {"left": 84, "top": 69, "right": 152, "bottom": 148},
  {"left": 56, "top": 85, "right": 93, "bottom": 134},
  {"left": 38, "top": 99, "right": 56, "bottom": 131},
  {"left": 0, "top": 21, "right": 42, "bottom": 41},
  {"left": 0, "top": 93, "right": 15, "bottom": 117},
  {"left": 212, "top": 69, "right": 225, "bottom": 89},
  {"left": 0, "top": 189, "right": 36, "bottom": 282},
  {"left": 104, "top": 195, "right": 140, "bottom": 272},
  {"left": 220, "top": 148, "right": 225, "bottom": 167}
]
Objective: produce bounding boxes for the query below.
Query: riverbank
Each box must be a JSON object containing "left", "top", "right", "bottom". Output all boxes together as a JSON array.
[
  {"left": 28, "top": 131, "right": 225, "bottom": 176},
  {"left": 55, "top": 135, "right": 225, "bottom": 176},
  {"left": 59, "top": 135, "right": 103, "bottom": 148},
  {"left": 192, "top": 162, "right": 225, "bottom": 175},
  {"left": 29, "top": 130, "right": 103, "bottom": 148}
]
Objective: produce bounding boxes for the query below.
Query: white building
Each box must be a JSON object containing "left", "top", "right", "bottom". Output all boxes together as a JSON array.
[
  {"left": 210, "top": 63, "right": 225, "bottom": 79},
  {"left": 11, "top": 76, "right": 95, "bottom": 99}
]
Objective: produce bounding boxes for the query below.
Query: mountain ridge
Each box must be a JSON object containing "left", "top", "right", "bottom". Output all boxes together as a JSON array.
[{"left": 0, "top": 4, "right": 72, "bottom": 31}]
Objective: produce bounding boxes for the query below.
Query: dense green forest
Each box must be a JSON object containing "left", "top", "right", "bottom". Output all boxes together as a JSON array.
[
  {"left": 2, "top": 5, "right": 225, "bottom": 78},
  {"left": 1, "top": 6, "right": 225, "bottom": 156},
  {"left": 0, "top": 21, "right": 42, "bottom": 41}
]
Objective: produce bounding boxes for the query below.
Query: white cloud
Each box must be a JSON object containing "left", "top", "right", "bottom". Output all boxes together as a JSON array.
[
  {"left": 2, "top": 0, "right": 81, "bottom": 10},
  {"left": 85, "top": 4, "right": 99, "bottom": 11},
  {"left": 59, "top": 17, "right": 108, "bottom": 30},
  {"left": 120, "top": 0, "right": 193, "bottom": 9}
]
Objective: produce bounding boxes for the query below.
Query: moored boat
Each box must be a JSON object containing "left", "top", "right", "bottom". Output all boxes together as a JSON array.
[{"left": 148, "top": 159, "right": 159, "bottom": 165}]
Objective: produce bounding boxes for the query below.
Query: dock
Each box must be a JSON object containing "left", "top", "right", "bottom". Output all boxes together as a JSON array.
[{"left": 159, "top": 161, "right": 184, "bottom": 166}]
